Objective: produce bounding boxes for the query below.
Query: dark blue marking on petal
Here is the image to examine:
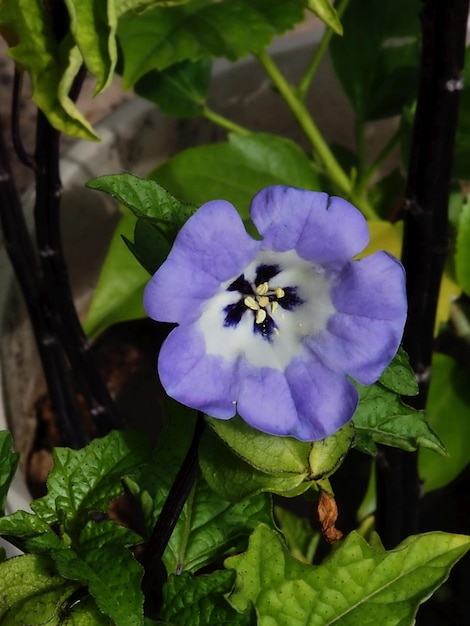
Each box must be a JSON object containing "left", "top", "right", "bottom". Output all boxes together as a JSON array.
[
  {"left": 278, "top": 286, "right": 304, "bottom": 311},
  {"left": 223, "top": 300, "right": 246, "bottom": 327},
  {"left": 227, "top": 274, "right": 253, "bottom": 295},
  {"left": 253, "top": 313, "right": 277, "bottom": 342},
  {"left": 255, "top": 264, "right": 281, "bottom": 286}
]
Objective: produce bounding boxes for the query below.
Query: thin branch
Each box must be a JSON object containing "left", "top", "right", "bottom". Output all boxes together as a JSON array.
[
  {"left": 11, "top": 70, "right": 37, "bottom": 171},
  {"left": 375, "top": 0, "right": 470, "bottom": 548},
  {"left": 0, "top": 118, "right": 88, "bottom": 449}
]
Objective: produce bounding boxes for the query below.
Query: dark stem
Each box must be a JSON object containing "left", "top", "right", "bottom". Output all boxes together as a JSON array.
[
  {"left": 11, "top": 70, "right": 37, "bottom": 171},
  {"left": 375, "top": 0, "right": 469, "bottom": 548},
  {"left": 33, "top": 72, "right": 123, "bottom": 436},
  {"left": 0, "top": 118, "right": 88, "bottom": 449},
  {"left": 141, "top": 413, "right": 206, "bottom": 616}
]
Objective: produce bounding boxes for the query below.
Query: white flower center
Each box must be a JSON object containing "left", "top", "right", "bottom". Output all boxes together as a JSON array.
[{"left": 198, "top": 250, "right": 336, "bottom": 371}]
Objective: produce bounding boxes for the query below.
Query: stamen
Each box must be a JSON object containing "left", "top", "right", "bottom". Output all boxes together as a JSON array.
[
  {"left": 256, "top": 309, "right": 267, "bottom": 324},
  {"left": 256, "top": 281, "right": 269, "bottom": 296},
  {"left": 258, "top": 295, "right": 269, "bottom": 308},
  {"left": 244, "top": 296, "right": 259, "bottom": 310},
  {"left": 271, "top": 301, "right": 279, "bottom": 315},
  {"left": 275, "top": 287, "right": 285, "bottom": 299}
]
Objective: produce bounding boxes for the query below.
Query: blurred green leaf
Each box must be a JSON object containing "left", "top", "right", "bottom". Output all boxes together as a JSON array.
[
  {"left": 330, "top": 0, "right": 420, "bottom": 120},
  {"left": 274, "top": 506, "right": 320, "bottom": 563},
  {"left": 149, "top": 132, "right": 319, "bottom": 220},
  {"left": 226, "top": 524, "right": 470, "bottom": 624},
  {"left": 0, "top": 1, "right": 98, "bottom": 139},
  {"left": 353, "top": 382, "right": 446, "bottom": 456},
  {"left": 160, "top": 569, "right": 255, "bottom": 625},
  {"left": 455, "top": 197, "right": 470, "bottom": 295},
  {"left": 64, "top": 0, "right": 117, "bottom": 93},
  {"left": 306, "top": 0, "right": 343, "bottom": 35},
  {"left": 419, "top": 353, "right": 470, "bottom": 493},
  {"left": 452, "top": 47, "right": 470, "bottom": 181},
  {"left": 0, "top": 432, "right": 19, "bottom": 517},
  {"left": 83, "top": 210, "right": 151, "bottom": 339},
  {"left": 117, "top": 0, "right": 304, "bottom": 87},
  {"left": 135, "top": 58, "right": 212, "bottom": 117}
]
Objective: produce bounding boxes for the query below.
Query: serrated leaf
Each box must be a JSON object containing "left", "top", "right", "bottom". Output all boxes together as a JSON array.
[
  {"left": 53, "top": 521, "right": 144, "bottom": 626},
  {"left": 0, "top": 0, "right": 98, "bottom": 139},
  {"left": 329, "top": 0, "right": 420, "bottom": 120},
  {"left": 353, "top": 383, "right": 446, "bottom": 456},
  {"left": 226, "top": 524, "right": 470, "bottom": 625},
  {"left": 160, "top": 569, "right": 255, "bottom": 625},
  {"left": 455, "top": 197, "right": 470, "bottom": 294},
  {"left": 31, "top": 431, "right": 152, "bottom": 532},
  {"left": 126, "top": 406, "right": 273, "bottom": 574},
  {"left": 118, "top": 0, "right": 304, "bottom": 87},
  {"left": 0, "top": 431, "right": 19, "bottom": 516},
  {"left": 378, "top": 347, "right": 418, "bottom": 396},
  {"left": 149, "top": 132, "right": 319, "bottom": 220},
  {"left": 199, "top": 428, "right": 310, "bottom": 502},
  {"left": 0, "top": 509, "right": 52, "bottom": 543},
  {"left": 64, "top": 0, "right": 117, "bottom": 94},
  {"left": 86, "top": 174, "right": 197, "bottom": 237},
  {"left": 82, "top": 211, "right": 153, "bottom": 339},
  {"left": 419, "top": 353, "right": 470, "bottom": 493},
  {"left": 306, "top": 0, "right": 343, "bottom": 35},
  {"left": 135, "top": 57, "right": 212, "bottom": 117}
]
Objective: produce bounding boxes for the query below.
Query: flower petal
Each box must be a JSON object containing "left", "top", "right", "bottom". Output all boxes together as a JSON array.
[
  {"left": 284, "top": 354, "right": 359, "bottom": 441},
  {"left": 250, "top": 186, "right": 370, "bottom": 265},
  {"left": 158, "top": 325, "right": 239, "bottom": 418},
  {"left": 309, "top": 251, "right": 407, "bottom": 385},
  {"left": 144, "top": 199, "right": 259, "bottom": 323}
]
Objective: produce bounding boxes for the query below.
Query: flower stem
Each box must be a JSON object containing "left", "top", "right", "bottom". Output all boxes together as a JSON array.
[
  {"left": 297, "top": 0, "right": 351, "bottom": 102},
  {"left": 142, "top": 412, "right": 205, "bottom": 615},
  {"left": 202, "top": 106, "right": 251, "bottom": 135},
  {"left": 375, "top": 0, "right": 470, "bottom": 548},
  {"left": 256, "top": 49, "right": 377, "bottom": 219}
]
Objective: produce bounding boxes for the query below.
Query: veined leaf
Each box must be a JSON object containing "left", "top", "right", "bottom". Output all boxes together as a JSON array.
[
  {"left": 226, "top": 524, "right": 470, "bottom": 625},
  {"left": 117, "top": 0, "right": 304, "bottom": 87},
  {"left": 0, "top": 431, "right": 19, "bottom": 517},
  {"left": 160, "top": 570, "right": 255, "bottom": 625}
]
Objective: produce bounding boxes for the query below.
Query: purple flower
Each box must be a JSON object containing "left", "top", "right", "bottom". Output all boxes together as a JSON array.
[{"left": 144, "top": 186, "right": 407, "bottom": 441}]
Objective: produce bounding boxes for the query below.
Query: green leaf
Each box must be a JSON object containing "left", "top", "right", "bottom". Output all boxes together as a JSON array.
[
  {"left": 0, "top": 1, "right": 98, "bottom": 140},
  {"left": 419, "top": 353, "right": 470, "bottom": 493},
  {"left": 53, "top": 521, "right": 144, "bottom": 626},
  {"left": 0, "top": 553, "right": 80, "bottom": 619},
  {"left": 274, "top": 506, "right": 320, "bottom": 563},
  {"left": 305, "top": 0, "right": 343, "bottom": 35},
  {"left": 82, "top": 211, "right": 152, "bottom": 339},
  {"left": 452, "top": 48, "right": 470, "bottom": 181},
  {"left": 329, "top": 0, "right": 420, "bottom": 120},
  {"left": 199, "top": 428, "right": 311, "bottom": 502},
  {"left": 226, "top": 524, "right": 470, "bottom": 625},
  {"left": 455, "top": 196, "right": 470, "bottom": 295},
  {"left": 135, "top": 58, "right": 212, "bottom": 117},
  {"left": 378, "top": 346, "right": 418, "bottom": 396},
  {"left": 31, "top": 431, "right": 152, "bottom": 532},
  {"left": 149, "top": 132, "right": 319, "bottom": 220},
  {"left": 117, "top": 0, "right": 304, "bottom": 87},
  {"left": 126, "top": 406, "right": 273, "bottom": 574},
  {"left": 0, "top": 431, "right": 19, "bottom": 516},
  {"left": 353, "top": 383, "right": 446, "bottom": 456},
  {"left": 116, "top": 0, "right": 198, "bottom": 16},
  {"left": 86, "top": 174, "right": 197, "bottom": 239},
  {"left": 64, "top": 0, "right": 117, "bottom": 93},
  {"left": 0, "top": 510, "right": 52, "bottom": 544},
  {"left": 160, "top": 570, "right": 255, "bottom": 625}
]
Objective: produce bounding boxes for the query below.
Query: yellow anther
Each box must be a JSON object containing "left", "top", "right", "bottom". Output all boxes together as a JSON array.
[
  {"left": 255, "top": 309, "right": 267, "bottom": 324},
  {"left": 271, "top": 301, "right": 279, "bottom": 315},
  {"left": 258, "top": 295, "right": 269, "bottom": 308},
  {"left": 244, "top": 296, "right": 259, "bottom": 310},
  {"left": 275, "top": 287, "right": 285, "bottom": 299},
  {"left": 256, "top": 282, "right": 269, "bottom": 296}
]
